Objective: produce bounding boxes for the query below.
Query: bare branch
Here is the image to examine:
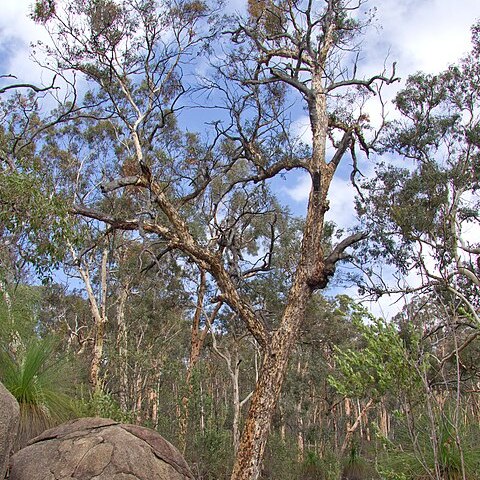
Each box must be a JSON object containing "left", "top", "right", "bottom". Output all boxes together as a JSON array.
[
  {"left": 326, "top": 63, "right": 400, "bottom": 93},
  {"left": 328, "top": 128, "right": 354, "bottom": 170},
  {"left": 438, "top": 330, "right": 479, "bottom": 368},
  {"left": 326, "top": 232, "right": 368, "bottom": 266},
  {"left": 101, "top": 175, "right": 147, "bottom": 193},
  {"left": 0, "top": 74, "right": 58, "bottom": 94}
]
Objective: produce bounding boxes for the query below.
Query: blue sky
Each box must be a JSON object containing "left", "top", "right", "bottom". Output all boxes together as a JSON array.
[
  {"left": 2, "top": 0, "right": 480, "bottom": 317},
  {"left": 2, "top": 0, "right": 479, "bottom": 91}
]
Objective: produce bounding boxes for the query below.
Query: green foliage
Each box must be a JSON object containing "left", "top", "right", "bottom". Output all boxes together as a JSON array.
[
  {"left": 0, "top": 90, "right": 79, "bottom": 282},
  {"left": 31, "top": 0, "right": 56, "bottom": 23},
  {"left": 0, "top": 285, "right": 42, "bottom": 344},
  {"left": 0, "top": 338, "right": 79, "bottom": 450},
  {"left": 190, "top": 428, "right": 233, "bottom": 480},
  {"left": 342, "top": 443, "right": 378, "bottom": 480},
  {"left": 376, "top": 446, "right": 480, "bottom": 480},
  {"left": 0, "top": 170, "right": 76, "bottom": 281},
  {"left": 301, "top": 450, "right": 341, "bottom": 480},
  {"left": 438, "top": 424, "right": 463, "bottom": 480},
  {"left": 261, "top": 434, "right": 300, "bottom": 480},
  {"left": 356, "top": 22, "right": 480, "bottom": 298},
  {"left": 436, "top": 415, "right": 480, "bottom": 480},
  {"left": 79, "top": 388, "right": 133, "bottom": 423},
  {"left": 376, "top": 452, "right": 421, "bottom": 480},
  {"left": 328, "top": 306, "right": 421, "bottom": 400},
  {"left": 376, "top": 408, "right": 480, "bottom": 480}
]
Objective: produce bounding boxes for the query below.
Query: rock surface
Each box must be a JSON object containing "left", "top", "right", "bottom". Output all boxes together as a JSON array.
[
  {"left": 0, "top": 381, "right": 19, "bottom": 479},
  {"left": 9, "top": 417, "right": 195, "bottom": 480}
]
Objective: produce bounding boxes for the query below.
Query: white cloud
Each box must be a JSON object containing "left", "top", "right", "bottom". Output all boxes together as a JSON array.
[
  {"left": 363, "top": 293, "right": 408, "bottom": 320},
  {"left": 282, "top": 172, "right": 357, "bottom": 231},
  {"left": 0, "top": 0, "right": 51, "bottom": 83},
  {"left": 367, "top": 0, "right": 479, "bottom": 77},
  {"left": 340, "top": 0, "right": 480, "bottom": 133},
  {"left": 283, "top": 172, "right": 310, "bottom": 203},
  {"left": 291, "top": 115, "right": 312, "bottom": 146},
  {"left": 324, "top": 176, "right": 357, "bottom": 230}
]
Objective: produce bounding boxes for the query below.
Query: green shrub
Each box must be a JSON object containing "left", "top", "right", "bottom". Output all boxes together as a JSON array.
[
  {"left": 302, "top": 450, "right": 341, "bottom": 480},
  {"left": 79, "top": 388, "right": 133, "bottom": 423},
  {"left": 0, "top": 338, "right": 79, "bottom": 450},
  {"left": 188, "top": 427, "right": 233, "bottom": 480},
  {"left": 259, "top": 433, "right": 299, "bottom": 480},
  {"left": 341, "top": 443, "right": 378, "bottom": 480}
]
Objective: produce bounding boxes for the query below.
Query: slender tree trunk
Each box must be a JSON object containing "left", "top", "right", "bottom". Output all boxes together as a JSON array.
[
  {"left": 345, "top": 397, "right": 351, "bottom": 420},
  {"left": 278, "top": 403, "right": 286, "bottom": 443},
  {"left": 116, "top": 281, "right": 130, "bottom": 411},
  {"left": 0, "top": 279, "right": 12, "bottom": 324},
  {"left": 333, "top": 406, "right": 339, "bottom": 451},
  {"left": 134, "top": 369, "right": 144, "bottom": 424},
  {"left": 297, "top": 402, "right": 305, "bottom": 462},
  {"left": 89, "top": 247, "right": 109, "bottom": 392},
  {"left": 0, "top": 279, "right": 21, "bottom": 353},
  {"left": 340, "top": 399, "right": 374, "bottom": 454},
  {"left": 380, "top": 399, "right": 389, "bottom": 438},
  {"left": 357, "top": 399, "right": 364, "bottom": 439},
  {"left": 199, "top": 380, "right": 205, "bottom": 434},
  {"left": 150, "top": 388, "right": 158, "bottom": 427},
  {"left": 71, "top": 244, "right": 109, "bottom": 393},
  {"left": 209, "top": 322, "right": 253, "bottom": 455}
]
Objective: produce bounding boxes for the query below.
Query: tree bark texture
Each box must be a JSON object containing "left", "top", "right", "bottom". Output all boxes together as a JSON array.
[
  {"left": 231, "top": 277, "right": 311, "bottom": 480},
  {"left": 73, "top": 244, "right": 109, "bottom": 393},
  {"left": 116, "top": 282, "right": 130, "bottom": 411}
]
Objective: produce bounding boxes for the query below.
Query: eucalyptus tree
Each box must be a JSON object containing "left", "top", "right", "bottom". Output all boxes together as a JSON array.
[
  {"left": 201, "top": 3, "right": 396, "bottom": 477},
  {"left": 0, "top": 72, "right": 80, "bottom": 354},
  {"left": 352, "top": 31, "right": 480, "bottom": 478},
  {"left": 0, "top": 61, "right": 80, "bottom": 281},
  {"left": 357, "top": 22, "right": 480, "bottom": 362},
  {"left": 31, "top": 0, "right": 397, "bottom": 478}
]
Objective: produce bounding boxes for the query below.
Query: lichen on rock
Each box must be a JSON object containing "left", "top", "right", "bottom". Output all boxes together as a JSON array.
[{"left": 9, "top": 417, "right": 194, "bottom": 480}]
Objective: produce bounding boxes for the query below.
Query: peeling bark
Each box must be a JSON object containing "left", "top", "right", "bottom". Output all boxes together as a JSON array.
[{"left": 116, "top": 281, "right": 130, "bottom": 411}]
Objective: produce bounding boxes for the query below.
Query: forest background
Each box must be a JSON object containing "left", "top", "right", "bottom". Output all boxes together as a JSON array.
[{"left": 1, "top": 1, "right": 480, "bottom": 480}]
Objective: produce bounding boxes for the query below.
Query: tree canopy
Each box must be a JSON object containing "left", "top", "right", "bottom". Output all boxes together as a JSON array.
[{"left": 0, "top": 2, "right": 479, "bottom": 480}]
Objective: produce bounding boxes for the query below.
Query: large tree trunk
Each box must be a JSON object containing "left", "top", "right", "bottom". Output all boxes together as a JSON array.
[
  {"left": 230, "top": 280, "right": 310, "bottom": 480},
  {"left": 231, "top": 79, "right": 342, "bottom": 479}
]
